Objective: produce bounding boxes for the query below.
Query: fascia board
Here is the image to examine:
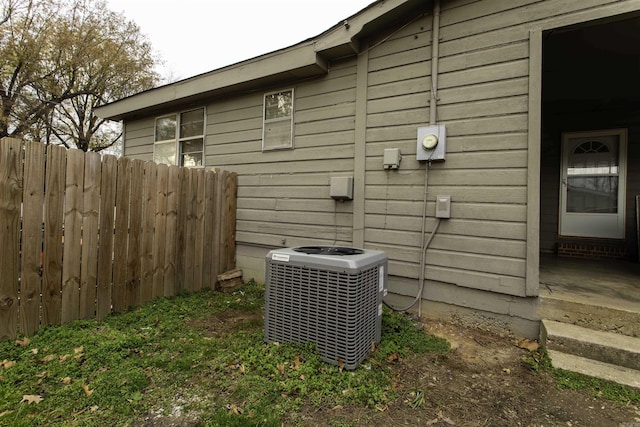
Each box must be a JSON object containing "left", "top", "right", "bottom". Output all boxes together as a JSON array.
[
  {"left": 313, "top": 0, "right": 409, "bottom": 54},
  {"left": 96, "top": 42, "right": 325, "bottom": 120}
]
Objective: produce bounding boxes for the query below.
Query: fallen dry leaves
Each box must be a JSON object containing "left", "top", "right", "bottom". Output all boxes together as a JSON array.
[
  {"left": 1, "top": 360, "right": 15, "bottom": 369},
  {"left": 291, "top": 355, "right": 301, "bottom": 371},
  {"left": 82, "top": 383, "right": 94, "bottom": 397},
  {"left": 226, "top": 403, "right": 243, "bottom": 415},
  {"left": 426, "top": 409, "right": 455, "bottom": 425},
  {"left": 21, "top": 395, "right": 43, "bottom": 404},
  {"left": 388, "top": 352, "right": 400, "bottom": 363},
  {"left": 40, "top": 354, "right": 56, "bottom": 363},
  {"left": 15, "top": 337, "right": 31, "bottom": 347},
  {"left": 515, "top": 338, "right": 540, "bottom": 352}
]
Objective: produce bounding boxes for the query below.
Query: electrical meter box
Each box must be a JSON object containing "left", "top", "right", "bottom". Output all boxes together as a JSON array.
[{"left": 417, "top": 125, "right": 446, "bottom": 161}]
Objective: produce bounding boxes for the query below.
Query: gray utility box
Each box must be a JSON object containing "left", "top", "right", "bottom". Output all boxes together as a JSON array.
[{"left": 264, "top": 246, "right": 387, "bottom": 370}]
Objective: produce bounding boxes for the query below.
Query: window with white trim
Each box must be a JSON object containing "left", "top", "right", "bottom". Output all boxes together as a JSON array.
[
  {"left": 262, "top": 89, "right": 294, "bottom": 150},
  {"left": 154, "top": 107, "right": 205, "bottom": 167}
]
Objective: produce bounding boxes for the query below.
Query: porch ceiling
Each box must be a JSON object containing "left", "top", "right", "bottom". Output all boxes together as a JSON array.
[{"left": 543, "top": 15, "right": 640, "bottom": 108}]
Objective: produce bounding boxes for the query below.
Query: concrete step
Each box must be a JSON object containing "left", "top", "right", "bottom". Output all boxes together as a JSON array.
[
  {"left": 541, "top": 320, "right": 640, "bottom": 371},
  {"left": 547, "top": 350, "right": 640, "bottom": 390},
  {"left": 538, "top": 295, "right": 640, "bottom": 337}
]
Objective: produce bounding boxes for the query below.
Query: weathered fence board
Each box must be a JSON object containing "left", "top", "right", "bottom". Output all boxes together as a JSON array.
[
  {"left": 20, "top": 141, "right": 45, "bottom": 336},
  {"left": 80, "top": 151, "right": 101, "bottom": 319},
  {"left": 175, "top": 167, "right": 188, "bottom": 292},
  {"left": 0, "top": 138, "right": 237, "bottom": 339},
  {"left": 164, "top": 165, "right": 180, "bottom": 296},
  {"left": 203, "top": 171, "right": 217, "bottom": 288},
  {"left": 61, "top": 149, "right": 84, "bottom": 324},
  {"left": 42, "top": 145, "right": 65, "bottom": 327},
  {"left": 194, "top": 170, "right": 205, "bottom": 291},
  {"left": 112, "top": 156, "right": 131, "bottom": 313},
  {"left": 0, "top": 138, "right": 22, "bottom": 340},
  {"left": 126, "top": 159, "right": 144, "bottom": 309},
  {"left": 97, "top": 155, "right": 117, "bottom": 320},
  {"left": 140, "top": 161, "right": 157, "bottom": 304},
  {"left": 222, "top": 170, "right": 238, "bottom": 273},
  {"left": 152, "top": 163, "right": 168, "bottom": 299},
  {"left": 212, "top": 168, "right": 223, "bottom": 286},
  {"left": 185, "top": 168, "right": 197, "bottom": 292}
]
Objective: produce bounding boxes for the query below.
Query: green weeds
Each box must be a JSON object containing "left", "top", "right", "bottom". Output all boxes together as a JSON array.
[
  {"left": 0, "top": 282, "right": 448, "bottom": 426},
  {"left": 523, "top": 348, "right": 640, "bottom": 406},
  {"left": 552, "top": 369, "right": 640, "bottom": 405}
]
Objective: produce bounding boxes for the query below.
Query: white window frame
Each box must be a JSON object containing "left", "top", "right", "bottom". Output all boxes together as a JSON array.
[
  {"left": 153, "top": 107, "right": 206, "bottom": 168},
  {"left": 262, "top": 89, "right": 294, "bottom": 151}
]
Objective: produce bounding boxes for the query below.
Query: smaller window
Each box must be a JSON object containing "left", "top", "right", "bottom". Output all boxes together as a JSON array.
[
  {"left": 179, "top": 108, "right": 204, "bottom": 167},
  {"left": 262, "top": 89, "right": 294, "bottom": 150},
  {"left": 154, "top": 115, "right": 177, "bottom": 165}
]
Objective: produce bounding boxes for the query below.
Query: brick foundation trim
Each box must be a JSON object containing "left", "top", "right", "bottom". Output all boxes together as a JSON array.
[{"left": 557, "top": 242, "right": 627, "bottom": 260}]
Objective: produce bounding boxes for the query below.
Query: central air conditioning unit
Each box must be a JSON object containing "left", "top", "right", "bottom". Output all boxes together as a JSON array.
[{"left": 264, "top": 246, "right": 387, "bottom": 370}]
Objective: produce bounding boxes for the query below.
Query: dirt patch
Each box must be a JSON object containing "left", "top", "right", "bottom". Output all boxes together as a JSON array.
[
  {"left": 292, "top": 318, "right": 640, "bottom": 426},
  {"left": 187, "top": 309, "right": 262, "bottom": 338}
]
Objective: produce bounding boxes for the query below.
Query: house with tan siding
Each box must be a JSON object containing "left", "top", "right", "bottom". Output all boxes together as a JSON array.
[{"left": 96, "top": 0, "right": 640, "bottom": 385}]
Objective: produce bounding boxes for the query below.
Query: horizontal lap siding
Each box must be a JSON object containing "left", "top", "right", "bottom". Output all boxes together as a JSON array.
[
  {"left": 365, "top": 4, "right": 536, "bottom": 296},
  {"left": 207, "top": 61, "right": 358, "bottom": 248},
  {"left": 124, "top": 119, "right": 155, "bottom": 161},
  {"left": 362, "top": 0, "right": 637, "bottom": 297}
]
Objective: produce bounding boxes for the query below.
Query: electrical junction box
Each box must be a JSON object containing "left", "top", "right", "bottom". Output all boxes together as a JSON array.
[
  {"left": 435, "top": 195, "right": 451, "bottom": 219},
  {"left": 417, "top": 125, "right": 446, "bottom": 161},
  {"left": 330, "top": 176, "right": 353, "bottom": 200},
  {"left": 383, "top": 148, "right": 401, "bottom": 170}
]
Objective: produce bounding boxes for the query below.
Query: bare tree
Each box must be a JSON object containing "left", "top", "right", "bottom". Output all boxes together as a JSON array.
[{"left": 0, "top": 0, "right": 160, "bottom": 151}]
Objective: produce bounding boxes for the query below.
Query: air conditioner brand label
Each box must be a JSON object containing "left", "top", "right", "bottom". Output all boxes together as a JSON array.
[
  {"left": 378, "top": 266, "right": 384, "bottom": 292},
  {"left": 272, "top": 253, "right": 290, "bottom": 262}
]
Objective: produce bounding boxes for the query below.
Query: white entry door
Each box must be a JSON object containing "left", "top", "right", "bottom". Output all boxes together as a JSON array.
[{"left": 559, "top": 129, "right": 627, "bottom": 239}]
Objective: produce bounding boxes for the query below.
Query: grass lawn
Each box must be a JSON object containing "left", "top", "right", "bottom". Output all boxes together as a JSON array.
[{"left": 0, "top": 282, "right": 449, "bottom": 426}]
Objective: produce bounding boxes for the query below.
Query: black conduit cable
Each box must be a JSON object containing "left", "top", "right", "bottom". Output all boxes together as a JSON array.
[{"left": 383, "top": 218, "right": 441, "bottom": 312}]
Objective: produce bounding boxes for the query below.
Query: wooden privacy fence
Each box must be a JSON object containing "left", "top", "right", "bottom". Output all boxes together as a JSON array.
[{"left": 0, "top": 138, "right": 237, "bottom": 340}]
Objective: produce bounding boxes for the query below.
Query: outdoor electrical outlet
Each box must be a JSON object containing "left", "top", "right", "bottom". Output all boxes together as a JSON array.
[{"left": 435, "top": 195, "right": 451, "bottom": 219}]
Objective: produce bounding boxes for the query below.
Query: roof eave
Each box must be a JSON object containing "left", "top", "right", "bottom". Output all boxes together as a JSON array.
[
  {"left": 95, "top": 0, "right": 424, "bottom": 121},
  {"left": 96, "top": 42, "right": 326, "bottom": 121}
]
